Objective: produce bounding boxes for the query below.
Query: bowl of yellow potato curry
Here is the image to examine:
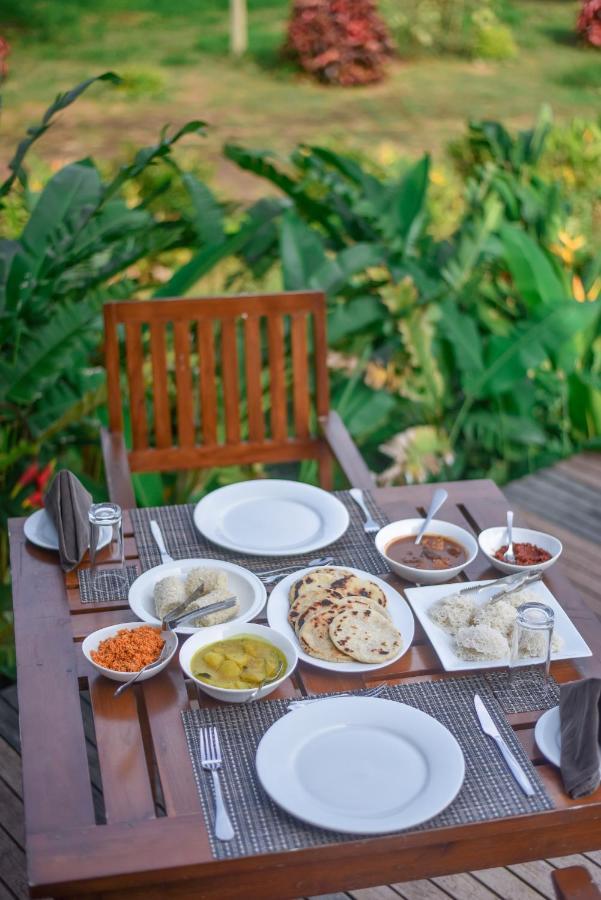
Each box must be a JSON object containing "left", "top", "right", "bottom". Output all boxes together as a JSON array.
[{"left": 179, "top": 622, "right": 297, "bottom": 702}]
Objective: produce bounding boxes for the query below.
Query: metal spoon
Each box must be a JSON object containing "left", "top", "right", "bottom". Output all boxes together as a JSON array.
[
  {"left": 244, "top": 657, "right": 286, "bottom": 703},
  {"left": 415, "top": 487, "right": 448, "bottom": 545},
  {"left": 504, "top": 510, "right": 516, "bottom": 563}
]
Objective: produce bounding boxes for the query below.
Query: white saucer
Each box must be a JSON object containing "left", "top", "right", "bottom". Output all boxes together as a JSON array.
[{"left": 24, "top": 508, "right": 111, "bottom": 553}]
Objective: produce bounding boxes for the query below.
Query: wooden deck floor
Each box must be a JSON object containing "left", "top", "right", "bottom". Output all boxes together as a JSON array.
[{"left": 2, "top": 453, "right": 601, "bottom": 900}]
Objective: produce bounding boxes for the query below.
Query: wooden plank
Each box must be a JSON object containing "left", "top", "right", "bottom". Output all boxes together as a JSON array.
[
  {"left": 507, "top": 860, "right": 555, "bottom": 899},
  {"left": 0, "top": 736, "right": 23, "bottom": 798},
  {"left": 220, "top": 318, "right": 241, "bottom": 444},
  {"left": 149, "top": 320, "right": 172, "bottom": 449},
  {"left": 312, "top": 304, "right": 329, "bottom": 418},
  {"left": 103, "top": 302, "right": 124, "bottom": 434},
  {"left": 71, "top": 609, "right": 137, "bottom": 640},
  {"left": 141, "top": 660, "right": 204, "bottom": 818},
  {"left": 197, "top": 318, "right": 218, "bottom": 446},
  {"left": 267, "top": 313, "right": 287, "bottom": 441},
  {"left": 88, "top": 673, "right": 156, "bottom": 825},
  {"left": 291, "top": 312, "right": 310, "bottom": 439},
  {"left": 110, "top": 292, "right": 324, "bottom": 323},
  {"left": 391, "top": 879, "right": 451, "bottom": 900},
  {"left": 0, "top": 827, "right": 28, "bottom": 900},
  {"left": 472, "top": 866, "right": 547, "bottom": 898},
  {"left": 243, "top": 314, "right": 265, "bottom": 443},
  {"left": 430, "top": 873, "right": 501, "bottom": 898},
  {"left": 173, "top": 319, "right": 195, "bottom": 448},
  {"left": 124, "top": 321, "right": 148, "bottom": 451},
  {"left": 127, "top": 437, "right": 322, "bottom": 472}
]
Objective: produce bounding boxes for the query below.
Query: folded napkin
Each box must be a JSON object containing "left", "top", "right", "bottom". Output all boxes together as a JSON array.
[
  {"left": 44, "top": 470, "right": 92, "bottom": 572},
  {"left": 559, "top": 677, "right": 601, "bottom": 798}
]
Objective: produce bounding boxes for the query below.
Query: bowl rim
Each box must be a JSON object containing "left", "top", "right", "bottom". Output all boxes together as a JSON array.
[
  {"left": 82, "top": 620, "right": 178, "bottom": 676},
  {"left": 375, "top": 517, "right": 479, "bottom": 576},
  {"left": 179, "top": 622, "right": 297, "bottom": 695},
  {"left": 478, "top": 525, "right": 562, "bottom": 562}
]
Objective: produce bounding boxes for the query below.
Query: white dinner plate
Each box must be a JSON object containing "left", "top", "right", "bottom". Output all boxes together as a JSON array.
[
  {"left": 128, "top": 558, "right": 266, "bottom": 635},
  {"left": 535, "top": 705, "right": 601, "bottom": 773},
  {"left": 256, "top": 696, "right": 464, "bottom": 834},
  {"left": 24, "top": 508, "right": 112, "bottom": 553},
  {"left": 405, "top": 579, "right": 592, "bottom": 672},
  {"left": 267, "top": 564, "right": 415, "bottom": 673},
  {"left": 192, "top": 479, "right": 349, "bottom": 556}
]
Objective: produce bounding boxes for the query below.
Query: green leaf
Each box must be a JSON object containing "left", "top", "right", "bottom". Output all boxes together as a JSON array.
[
  {"left": 182, "top": 174, "right": 224, "bottom": 245},
  {"left": 280, "top": 211, "right": 326, "bottom": 291},
  {"left": 328, "top": 295, "right": 386, "bottom": 343},
  {"left": 439, "top": 299, "right": 484, "bottom": 391},
  {"left": 500, "top": 224, "right": 566, "bottom": 307}
]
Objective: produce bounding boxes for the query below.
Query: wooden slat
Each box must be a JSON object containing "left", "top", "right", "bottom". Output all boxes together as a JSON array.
[
  {"left": 173, "top": 320, "right": 195, "bottom": 447},
  {"left": 128, "top": 437, "right": 322, "bottom": 472},
  {"left": 71, "top": 609, "right": 138, "bottom": 640},
  {"left": 291, "top": 312, "right": 310, "bottom": 439},
  {"left": 197, "top": 318, "right": 218, "bottom": 446},
  {"left": 220, "top": 318, "right": 241, "bottom": 444},
  {"left": 243, "top": 314, "right": 265, "bottom": 442},
  {"left": 149, "top": 321, "right": 172, "bottom": 449},
  {"left": 312, "top": 305, "right": 330, "bottom": 418},
  {"left": 124, "top": 321, "right": 148, "bottom": 451},
  {"left": 110, "top": 292, "right": 324, "bottom": 323},
  {"left": 88, "top": 674, "right": 156, "bottom": 824},
  {"left": 267, "top": 313, "right": 287, "bottom": 441},
  {"left": 103, "top": 303, "right": 123, "bottom": 433}
]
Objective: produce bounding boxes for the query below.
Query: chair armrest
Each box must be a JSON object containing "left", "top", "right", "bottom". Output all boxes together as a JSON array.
[
  {"left": 319, "top": 411, "right": 374, "bottom": 491},
  {"left": 100, "top": 427, "right": 136, "bottom": 509},
  {"left": 552, "top": 866, "right": 601, "bottom": 900}
]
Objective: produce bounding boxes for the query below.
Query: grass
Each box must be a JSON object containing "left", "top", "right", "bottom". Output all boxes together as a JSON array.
[{"left": 1, "top": 0, "right": 600, "bottom": 198}]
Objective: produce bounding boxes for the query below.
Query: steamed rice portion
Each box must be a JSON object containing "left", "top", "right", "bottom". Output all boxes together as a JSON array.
[
  {"left": 153, "top": 566, "right": 239, "bottom": 627},
  {"left": 428, "top": 586, "right": 562, "bottom": 661}
]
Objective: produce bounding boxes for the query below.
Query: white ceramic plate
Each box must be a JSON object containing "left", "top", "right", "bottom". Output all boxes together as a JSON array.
[
  {"left": 267, "top": 564, "right": 415, "bottom": 673},
  {"left": 192, "top": 479, "right": 349, "bottom": 556},
  {"left": 256, "top": 696, "right": 464, "bottom": 834},
  {"left": 405, "top": 579, "right": 592, "bottom": 672},
  {"left": 24, "top": 508, "right": 111, "bottom": 553},
  {"left": 128, "top": 558, "right": 266, "bottom": 635},
  {"left": 535, "top": 706, "right": 601, "bottom": 773}
]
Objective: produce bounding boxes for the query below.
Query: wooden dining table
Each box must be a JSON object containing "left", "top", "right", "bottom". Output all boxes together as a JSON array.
[{"left": 8, "top": 477, "right": 601, "bottom": 900}]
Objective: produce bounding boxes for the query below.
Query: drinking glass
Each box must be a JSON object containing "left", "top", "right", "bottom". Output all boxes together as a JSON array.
[
  {"left": 509, "top": 601, "right": 555, "bottom": 687},
  {"left": 88, "top": 502, "right": 127, "bottom": 600}
]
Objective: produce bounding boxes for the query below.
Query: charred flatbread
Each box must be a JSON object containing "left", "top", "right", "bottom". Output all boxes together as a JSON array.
[{"left": 329, "top": 607, "right": 402, "bottom": 663}]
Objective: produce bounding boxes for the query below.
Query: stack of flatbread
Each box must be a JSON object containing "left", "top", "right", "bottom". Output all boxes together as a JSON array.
[{"left": 288, "top": 567, "right": 402, "bottom": 664}]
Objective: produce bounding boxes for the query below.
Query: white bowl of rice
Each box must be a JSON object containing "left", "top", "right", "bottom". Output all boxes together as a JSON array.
[{"left": 375, "top": 518, "right": 478, "bottom": 585}]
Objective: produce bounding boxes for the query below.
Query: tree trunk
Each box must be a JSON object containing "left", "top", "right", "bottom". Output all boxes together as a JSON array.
[{"left": 230, "top": 0, "right": 248, "bottom": 56}]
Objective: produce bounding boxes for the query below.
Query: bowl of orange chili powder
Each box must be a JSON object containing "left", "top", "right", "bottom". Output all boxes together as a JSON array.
[{"left": 82, "top": 621, "right": 178, "bottom": 683}]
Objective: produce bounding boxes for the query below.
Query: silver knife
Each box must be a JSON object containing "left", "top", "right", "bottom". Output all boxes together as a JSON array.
[
  {"left": 474, "top": 694, "right": 535, "bottom": 797},
  {"left": 150, "top": 519, "right": 174, "bottom": 564}
]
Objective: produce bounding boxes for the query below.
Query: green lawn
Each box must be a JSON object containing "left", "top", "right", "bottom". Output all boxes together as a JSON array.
[{"left": 1, "top": 0, "right": 600, "bottom": 196}]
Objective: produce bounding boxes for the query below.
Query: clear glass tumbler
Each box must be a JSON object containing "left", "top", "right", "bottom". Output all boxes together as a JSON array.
[
  {"left": 88, "top": 502, "right": 127, "bottom": 600},
  {"left": 509, "top": 601, "right": 555, "bottom": 687}
]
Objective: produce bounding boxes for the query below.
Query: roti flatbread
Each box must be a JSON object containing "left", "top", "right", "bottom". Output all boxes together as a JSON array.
[
  {"left": 293, "top": 591, "right": 391, "bottom": 635},
  {"left": 290, "top": 567, "right": 387, "bottom": 609},
  {"left": 329, "top": 606, "right": 402, "bottom": 663}
]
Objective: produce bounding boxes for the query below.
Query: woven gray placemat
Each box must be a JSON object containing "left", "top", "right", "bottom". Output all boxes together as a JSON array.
[
  {"left": 131, "top": 490, "right": 389, "bottom": 576},
  {"left": 485, "top": 668, "right": 560, "bottom": 713},
  {"left": 77, "top": 565, "right": 139, "bottom": 603},
  {"left": 182, "top": 676, "right": 554, "bottom": 860}
]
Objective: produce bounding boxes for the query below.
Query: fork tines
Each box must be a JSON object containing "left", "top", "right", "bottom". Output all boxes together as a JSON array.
[{"left": 199, "top": 726, "right": 220, "bottom": 765}]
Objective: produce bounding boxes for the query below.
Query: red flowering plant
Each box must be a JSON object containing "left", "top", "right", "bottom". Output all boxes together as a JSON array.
[
  {"left": 0, "top": 37, "right": 9, "bottom": 82},
  {"left": 285, "top": 0, "right": 395, "bottom": 85},
  {"left": 577, "top": 0, "right": 601, "bottom": 47}
]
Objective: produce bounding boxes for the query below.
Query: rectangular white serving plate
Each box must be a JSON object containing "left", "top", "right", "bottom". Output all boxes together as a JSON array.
[{"left": 404, "top": 579, "right": 592, "bottom": 672}]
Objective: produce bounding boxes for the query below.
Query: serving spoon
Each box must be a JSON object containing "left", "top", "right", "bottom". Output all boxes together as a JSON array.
[
  {"left": 504, "top": 510, "right": 516, "bottom": 563},
  {"left": 414, "top": 487, "right": 448, "bottom": 546}
]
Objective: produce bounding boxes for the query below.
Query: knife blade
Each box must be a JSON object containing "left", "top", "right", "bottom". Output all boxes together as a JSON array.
[
  {"left": 474, "top": 694, "right": 535, "bottom": 796},
  {"left": 150, "top": 519, "right": 174, "bottom": 565}
]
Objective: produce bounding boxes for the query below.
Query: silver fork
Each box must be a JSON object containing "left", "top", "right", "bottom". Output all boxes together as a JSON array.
[
  {"left": 199, "top": 727, "right": 235, "bottom": 841},
  {"left": 287, "top": 682, "right": 387, "bottom": 710},
  {"left": 349, "top": 488, "right": 380, "bottom": 533}
]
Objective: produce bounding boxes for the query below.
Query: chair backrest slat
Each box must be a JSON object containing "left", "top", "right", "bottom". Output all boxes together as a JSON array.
[
  {"left": 290, "top": 312, "right": 310, "bottom": 439},
  {"left": 104, "top": 291, "right": 329, "bottom": 474},
  {"left": 267, "top": 314, "right": 287, "bottom": 442},
  {"left": 243, "top": 314, "right": 265, "bottom": 443},
  {"left": 124, "top": 322, "right": 148, "bottom": 450},
  {"left": 197, "top": 318, "right": 218, "bottom": 446},
  {"left": 149, "top": 321, "right": 172, "bottom": 449}
]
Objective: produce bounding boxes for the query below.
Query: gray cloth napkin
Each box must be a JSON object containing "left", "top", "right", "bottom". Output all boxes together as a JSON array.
[
  {"left": 44, "top": 470, "right": 92, "bottom": 572},
  {"left": 559, "top": 678, "right": 601, "bottom": 798}
]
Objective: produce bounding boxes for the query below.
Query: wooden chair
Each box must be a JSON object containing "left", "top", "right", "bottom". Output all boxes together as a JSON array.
[
  {"left": 101, "top": 291, "right": 373, "bottom": 508},
  {"left": 553, "top": 866, "right": 601, "bottom": 900}
]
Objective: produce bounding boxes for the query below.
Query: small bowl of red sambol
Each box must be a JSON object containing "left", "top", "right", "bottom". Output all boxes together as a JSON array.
[{"left": 478, "top": 526, "right": 562, "bottom": 576}]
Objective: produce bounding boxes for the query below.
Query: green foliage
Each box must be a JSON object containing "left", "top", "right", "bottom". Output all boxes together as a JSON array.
[{"left": 224, "top": 107, "right": 601, "bottom": 486}]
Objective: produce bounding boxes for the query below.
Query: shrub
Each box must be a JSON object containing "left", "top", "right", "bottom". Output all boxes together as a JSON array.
[
  {"left": 284, "top": 0, "right": 395, "bottom": 85},
  {"left": 471, "top": 9, "right": 517, "bottom": 59},
  {"left": 577, "top": 0, "right": 601, "bottom": 48}
]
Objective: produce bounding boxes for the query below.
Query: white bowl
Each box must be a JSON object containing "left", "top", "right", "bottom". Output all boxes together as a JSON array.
[
  {"left": 478, "top": 526, "right": 562, "bottom": 575},
  {"left": 179, "top": 622, "right": 298, "bottom": 703},
  {"left": 82, "top": 621, "right": 178, "bottom": 683},
  {"left": 375, "top": 518, "right": 478, "bottom": 585}
]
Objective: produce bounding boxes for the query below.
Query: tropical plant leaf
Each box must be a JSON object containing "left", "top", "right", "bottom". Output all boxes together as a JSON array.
[
  {"left": 500, "top": 224, "right": 566, "bottom": 307},
  {"left": 280, "top": 211, "right": 326, "bottom": 291},
  {"left": 182, "top": 174, "right": 224, "bottom": 246}
]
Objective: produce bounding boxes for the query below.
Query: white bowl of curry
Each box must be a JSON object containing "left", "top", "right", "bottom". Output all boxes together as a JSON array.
[{"left": 375, "top": 518, "right": 478, "bottom": 585}]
